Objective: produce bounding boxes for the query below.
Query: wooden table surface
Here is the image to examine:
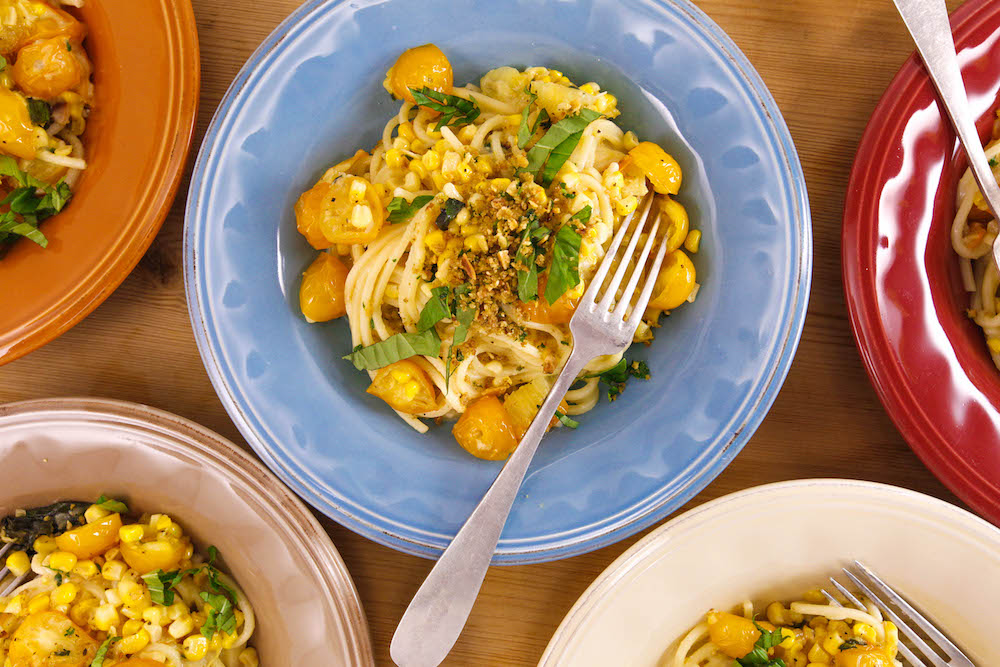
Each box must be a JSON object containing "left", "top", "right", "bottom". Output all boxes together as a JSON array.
[{"left": 0, "top": 0, "right": 975, "bottom": 664}]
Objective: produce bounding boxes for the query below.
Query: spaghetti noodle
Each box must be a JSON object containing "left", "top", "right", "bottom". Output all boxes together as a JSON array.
[
  {"left": 672, "top": 591, "right": 901, "bottom": 667},
  {"left": 294, "top": 45, "right": 701, "bottom": 459}
]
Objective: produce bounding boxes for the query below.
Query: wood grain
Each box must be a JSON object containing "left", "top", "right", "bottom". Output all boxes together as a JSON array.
[{"left": 0, "top": 0, "right": 972, "bottom": 664}]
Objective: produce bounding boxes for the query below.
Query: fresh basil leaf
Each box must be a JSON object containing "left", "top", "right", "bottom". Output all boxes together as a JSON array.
[
  {"left": 516, "top": 89, "right": 539, "bottom": 149},
  {"left": 839, "top": 638, "right": 867, "bottom": 651},
  {"left": 0, "top": 56, "right": 7, "bottom": 70},
  {"left": 200, "top": 590, "right": 236, "bottom": 639},
  {"left": 343, "top": 329, "right": 441, "bottom": 370},
  {"left": 568, "top": 204, "right": 592, "bottom": 226},
  {"left": 753, "top": 622, "right": 785, "bottom": 651},
  {"left": 387, "top": 195, "right": 434, "bottom": 223},
  {"left": 554, "top": 411, "right": 579, "bottom": 428},
  {"left": 582, "top": 357, "right": 650, "bottom": 401},
  {"left": 434, "top": 198, "right": 464, "bottom": 230},
  {"left": 418, "top": 285, "right": 454, "bottom": 331},
  {"left": 0, "top": 219, "right": 46, "bottom": 247},
  {"left": 0, "top": 156, "right": 45, "bottom": 189},
  {"left": 544, "top": 224, "right": 582, "bottom": 305},
  {"left": 522, "top": 109, "right": 601, "bottom": 184},
  {"left": 207, "top": 546, "right": 218, "bottom": 565},
  {"left": 26, "top": 98, "right": 50, "bottom": 127},
  {"left": 515, "top": 217, "right": 541, "bottom": 302},
  {"left": 142, "top": 569, "right": 184, "bottom": 605},
  {"left": 410, "top": 87, "right": 480, "bottom": 130},
  {"left": 445, "top": 289, "right": 476, "bottom": 391},
  {"left": 90, "top": 637, "right": 119, "bottom": 667},
  {"left": 96, "top": 495, "right": 128, "bottom": 514}
]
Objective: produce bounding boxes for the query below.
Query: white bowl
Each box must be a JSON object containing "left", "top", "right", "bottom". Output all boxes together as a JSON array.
[
  {"left": 0, "top": 398, "right": 374, "bottom": 666},
  {"left": 540, "top": 479, "right": 1000, "bottom": 666}
]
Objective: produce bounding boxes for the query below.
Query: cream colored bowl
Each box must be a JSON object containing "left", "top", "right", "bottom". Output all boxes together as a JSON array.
[
  {"left": 540, "top": 479, "right": 1000, "bottom": 666},
  {"left": 0, "top": 398, "right": 374, "bottom": 666}
]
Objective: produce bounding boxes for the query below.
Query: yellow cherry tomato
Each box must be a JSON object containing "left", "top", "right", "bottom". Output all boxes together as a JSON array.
[
  {"left": 835, "top": 647, "right": 895, "bottom": 667},
  {"left": 120, "top": 538, "right": 185, "bottom": 575},
  {"left": 367, "top": 359, "right": 439, "bottom": 414},
  {"left": 657, "top": 197, "right": 689, "bottom": 253},
  {"left": 706, "top": 611, "right": 774, "bottom": 659},
  {"left": 0, "top": 88, "right": 37, "bottom": 159},
  {"left": 54, "top": 513, "right": 121, "bottom": 559},
  {"left": 387, "top": 44, "right": 453, "bottom": 104},
  {"left": 13, "top": 37, "right": 86, "bottom": 100},
  {"left": 453, "top": 395, "right": 519, "bottom": 460},
  {"left": 0, "top": 4, "right": 84, "bottom": 54},
  {"left": 624, "top": 141, "right": 682, "bottom": 195},
  {"left": 9, "top": 611, "right": 97, "bottom": 667},
  {"left": 649, "top": 249, "right": 696, "bottom": 310},
  {"left": 299, "top": 253, "right": 349, "bottom": 322},
  {"left": 503, "top": 378, "right": 570, "bottom": 439},
  {"left": 295, "top": 174, "right": 384, "bottom": 248}
]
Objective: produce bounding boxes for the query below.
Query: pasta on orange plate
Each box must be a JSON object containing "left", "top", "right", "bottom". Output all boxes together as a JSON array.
[
  {"left": 294, "top": 44, "right": 702, "bottom": 460},
  {"left": 0, "top": 0, "right": 93, "bottom": 253},
  {"left": 0, "top": 498, "right": 259, "bottom": 667},
  {"left": 673, "top": 590, "right": 900, "bottom": 667}
]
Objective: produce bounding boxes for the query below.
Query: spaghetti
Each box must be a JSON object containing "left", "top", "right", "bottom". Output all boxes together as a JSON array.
[
  {"left": 672, "top": 592, "right": 901, "bottom": 667},
  {"left": 0, "top": 499, "right": 259, "bottom": 667},
  {"left": 294, "top": 44, "right": 701, "bottom": 459}
]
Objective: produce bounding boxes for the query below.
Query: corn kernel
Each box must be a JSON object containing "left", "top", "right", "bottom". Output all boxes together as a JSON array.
[
  {"left": 431, "top": 172, "right": 448, "bottom": 192},
  {"left": 505, "top": 114, "right": 522, "bottom": 127},
  {"left": 385, "top": 148, "right": 407, "bottom": 169},
  {"left": 614, "top": 195, "right": 639, "bottom": 216},
  {"left": 119, "top": 524, "right": 145, "bottom": 543},
  {"left": 184, "top": 634, "right": 208, "bottom": 660},
  {"left": 28, "top": 593, "right": 50, "bottom": 614},
  {"left": 154, "top": 514, "right": 173, "bottom": 532},
  {"left": 118, "top": 627, "right": 150, "bottom": 654},
  {"left": 410, "top": 139, "right": 426, "bottom": 153},
  {"left": 142, "top": 606, "right": 166, "bottom": 626},
  {"left": 33, "top": 536, "right": 57, "bottom": 555},
  {"left": 102, "top": 559, "right": 127, "bottom": 581},
  {"left": 348, "top": 178, "right": 367, "bottom": 202},
  {"left": 85, "top": 504, "right": 110, "bottom": 524},
  {"left": 5, "top": 550, "right": 30, "bottom": 577},
  {"left": 821, "top": 631, "right": 844, "bottom": 655},
  {"left": 446, "top": 237, "right": 463, "bottom": 252},
  {"left": 122, "top": 618, "right": 144, "bottom": 636},
  {"left": 456, "top": 161, "right": 473, "bottom": 182},
  {"left": 169, "top": 614, "right": 194, "bottom": 638},
  {"left": 69, "top": 598, "right": 97, "bottom": 625},
  {"left": 163, "top": 523, "right": 182, "bottom": 539},
  {"left": 423, "top": 229, "right": 446, "bottom": 254},
  {"left": 458, "top": 125, "right": 476, "bottom": 142},
  {"left": 433, "top": 139, "right": 450, "bottom": 153},
  {"left": 73, "top": 559, "right": 98, "bottom": 578},
  {"left": 491, "top": 178, "right": 511, "bottom": 191},
  {"left": 391, "top": 137, "right": 409, "bottom": 151},
  {"left": 853, "top": 622, "right": 877, "bottom": 644},
  {"left": 605, "top": 171, "right": 625, "bottom": 190},
  {"left": 684, "top": 229, "right": 701, "bottom": 253},
  {"left": 806, "top": 643, "right": 829, "bottom": 664},
  {"left": 464, "top": 234, "right": 488, "bottom": 253},
  {"left": 989, "top": 338, "right": 1000, "bottom": 354},
  {"left": 350, "top": 204, "right": 373, "bottom": 229},
  {"left": 51, "top": 582, "right": 78, "bottom": 606},
  {"left": 421, "top": 151, "right": 441, "bottom": 170},
  {"left": 48, "top": 551, "right": 78, "bottom": 573},
  {"left": 166, "top": 602, "right": 188, "bottom": 621},
  {"left": 409, "top": 160, "right": 428, "bottom": 179},
  {"left": 580, "top": 82, "right": 600, "bottom": 95},
  {"left": 398, "top": 123, "right": 415, "bottom": 141},
  {"left": 239, "top": 647, "right": 260, "bottom": 667}
]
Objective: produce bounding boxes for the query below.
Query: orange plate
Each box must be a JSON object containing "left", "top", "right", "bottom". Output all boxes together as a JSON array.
[{"left": 0, "top": 0, "right": 199, "bottom": 364}]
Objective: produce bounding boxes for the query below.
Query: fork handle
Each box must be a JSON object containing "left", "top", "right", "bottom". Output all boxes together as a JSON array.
[
  {"left": 893, "top": 0, "right": 1000, "bottom": 220},
  {"left": 390, "top": 348, "right": 590, "bottom": 667}
]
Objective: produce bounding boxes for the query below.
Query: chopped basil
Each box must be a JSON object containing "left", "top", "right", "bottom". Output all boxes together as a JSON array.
[
  {"left": 521, "top": 109, "right": 601, "bottom": 186},
  {"left": 343, "top": 330, "right": 441, "bottom": 370},
  {"left": 516, "top": 89, "right": 539, "bottom": 149},
  {"left": 409, "top": 87, "right": 480, "bottom": 130},
  {"left": 142, "top": 569, "right": 185, "bottom": 605},
  {"left": 0, "top": 56, "right": 6, "bottom": 70},
  {"left": 838, "top": 638, "right": 867, "bottom": 651},
  {"left": 446, "top": 285, "right": 475, "bottom": 390},
  {"left": 418, "top": 285, "right": 456, "bottom": 331},
  {"left": 544, "top": 223, "right": 582, "bottom": 305},
  {"left": 734, "top": 622, "right": 787, "bottom": 667},
  {"left": 95, "top": 495, "right": 128, "bottom": 514},
  {"left": 26, "top": 98, "right": 50, "bottom": 127},
  {"left": 64, "top": 627, "right": 75, "bottom": 637},
  {"left": 583, "top": 358, "right": 650, "bottom": 401},
  {"left": 0, "top": 157, "right": 73, "bottom": 249},
  {"left": 434, "top": 198, "right": 464, "bottom": 230},
  {"left": 515, "top": 216, "right": 542, "bottom": 302},
  {"left": 554, "top": 411, "right": 579, "bottom": 428},
  {"left": 387, "top": 195, "right": 434, "bottom": 223},
  {"left": 991, "top": 157, "right": 998, "bottom": 168},
  {"left": 200, "top": 590, "right": 237, "bottom": 639},
  {"left": 90, "top": 637, "right": 119, "bottom": 667}
]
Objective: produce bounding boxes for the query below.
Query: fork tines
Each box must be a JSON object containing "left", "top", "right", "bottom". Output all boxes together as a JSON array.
[{"left": 820, "top": 561, "right": 975, "bottom": 667}]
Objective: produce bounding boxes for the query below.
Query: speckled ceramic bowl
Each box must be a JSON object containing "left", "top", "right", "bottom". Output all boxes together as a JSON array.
[{"left": 0, "top": 398, "right": 374, "bottom": 666}]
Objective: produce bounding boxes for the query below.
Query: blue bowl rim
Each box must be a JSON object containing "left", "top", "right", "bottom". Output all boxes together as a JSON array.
[{"left": 183, "top": 0, "right": 813, "bottom": 564}]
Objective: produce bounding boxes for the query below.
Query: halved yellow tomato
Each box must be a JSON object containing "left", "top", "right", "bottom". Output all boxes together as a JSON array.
[
  {"left": 706, "top": 611, "right": 774, "bottom": 659},
  {"left": 0, "top": 88, "right": 38, "bottom": 159},
  {"left": 9, "top": 611, "right": 97, "bottom": 667},
  {"left": 55, "top": 513, "right": 121, "bottom": 559},
  {"left": 453, "top": 395, "right": 519, "bottom": 460},
  {"left": 835, "top": 646, "right": 895, "bottom": 667},
  {"left": 13, "top": 37, "right": 86, "bottom": 99},
  {"left": 503, "top": 377, "right": 570, "bottom": 438},
  {"left": 657, "top": 197, "right": 689, "bottom": 253},
  {"left": 648, "top": 249, "right": 696, "bottom": 310},
  {"left": 120, "top": 537, "right": 185, "bottom": 575},
  {"left": 623, "top": 141, "right": 682, "bottom": 195},
  {"left": 520, "top": 275, "right": 579, "bottom": 324},
  {"left": 366, "top": 359, "right": 439, "bottom": 414},
  {"left": 295, "top": 175, "right": 384, "bottom": 248},
  {"left": 299, "top": 253, "right": 349, "bottom": 322},
  {"left": 386, "top": 44, "right": 453, "bottom": 104}
]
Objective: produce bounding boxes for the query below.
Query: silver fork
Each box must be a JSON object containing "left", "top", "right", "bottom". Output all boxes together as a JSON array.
[
  {"left": 822, "top": 560, "right": 975, "bottom": 667},
  {"left": 391, "top": 193, "right": 669, "bottom": 667}
]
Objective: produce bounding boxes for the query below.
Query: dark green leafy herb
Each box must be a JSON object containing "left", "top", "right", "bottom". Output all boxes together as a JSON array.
[
  {"left": 516, "top": 89, "right": 539, "bottom": 149},
  {"left": 410, "top": 87, "right": 480, "bottom": 130},
  {"left": 90, "top": 637, "right": 119, "bottom": 667},
  {"left": 96, "top": 495, "right": 128, "bottom": 514},
  {"left": 200, "top": 591, "right": 237, "bottom": 639},
  {"left": 434, "top": 198, "right": 464, "bottom": 230},
  {"left": 387, "top": 195, "right": 434, "bottom": 223},
  {"left": 0, "top": 501, "right": 87, "bottom": 551},
  {"left": 991, "top": 157, "right": 998, "bottom": 168},
  {"left": 142, "top": 569, "right": 185, "bottom": 605},
  {"left": 544, "top": 222, "right": 583, "bottom": 305},
  {"left": 26, "top": 99, "right": 50, "bottom": 127},
  {"left": 343, "top": 330, "right": 441, "bottom": 370},
  {"left": 0, "top": 56, "right": 7, "bottom": 69},
  {"left": 0, "top": 157, "right": 73, "bottom": 249},
  {"left": 64, "top": 627, "right": 75, "bottom": 637},
  {"left": 839, "top": 638, "right": 867, "bottom": 651},
  {"left": 559, "top": 181, "right": 576, "bottom": 199},
  {"left": 734, "top": 622, "right": 787, "bottom": 667},
  {"left": 583, "top": 358, "right": 651, "bottom": 401},
  {"left": 446, "top": 285, "right": 475, "bottom": 390},
  {"left": 515, "top": 216, "right": 542, "bottom": 301},
  {"left": 418, "top": 285, "right": 457, "bottom": 331},
  {"left": 554, "top": 411, "right": 579, "bottom": 428},
  {"left": 54, "top": 649, "right": 70, "bottom": 657},
  {"left": 522, "top": 109, "right": 601, "bottom": 186}
]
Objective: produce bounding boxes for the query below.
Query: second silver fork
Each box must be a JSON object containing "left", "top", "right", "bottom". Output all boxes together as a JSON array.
[{"left": 390, "top": 193, "right": 669, "bottom": 667}]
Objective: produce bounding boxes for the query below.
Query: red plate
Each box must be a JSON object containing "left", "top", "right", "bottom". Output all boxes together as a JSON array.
[{"left": 844, "top": 0, "right": 1000, "bottom": 524}]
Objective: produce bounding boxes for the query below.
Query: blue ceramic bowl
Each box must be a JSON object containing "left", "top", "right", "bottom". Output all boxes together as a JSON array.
[{"left": 184, "top": 0, "right": 811, "bottom": 563}]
